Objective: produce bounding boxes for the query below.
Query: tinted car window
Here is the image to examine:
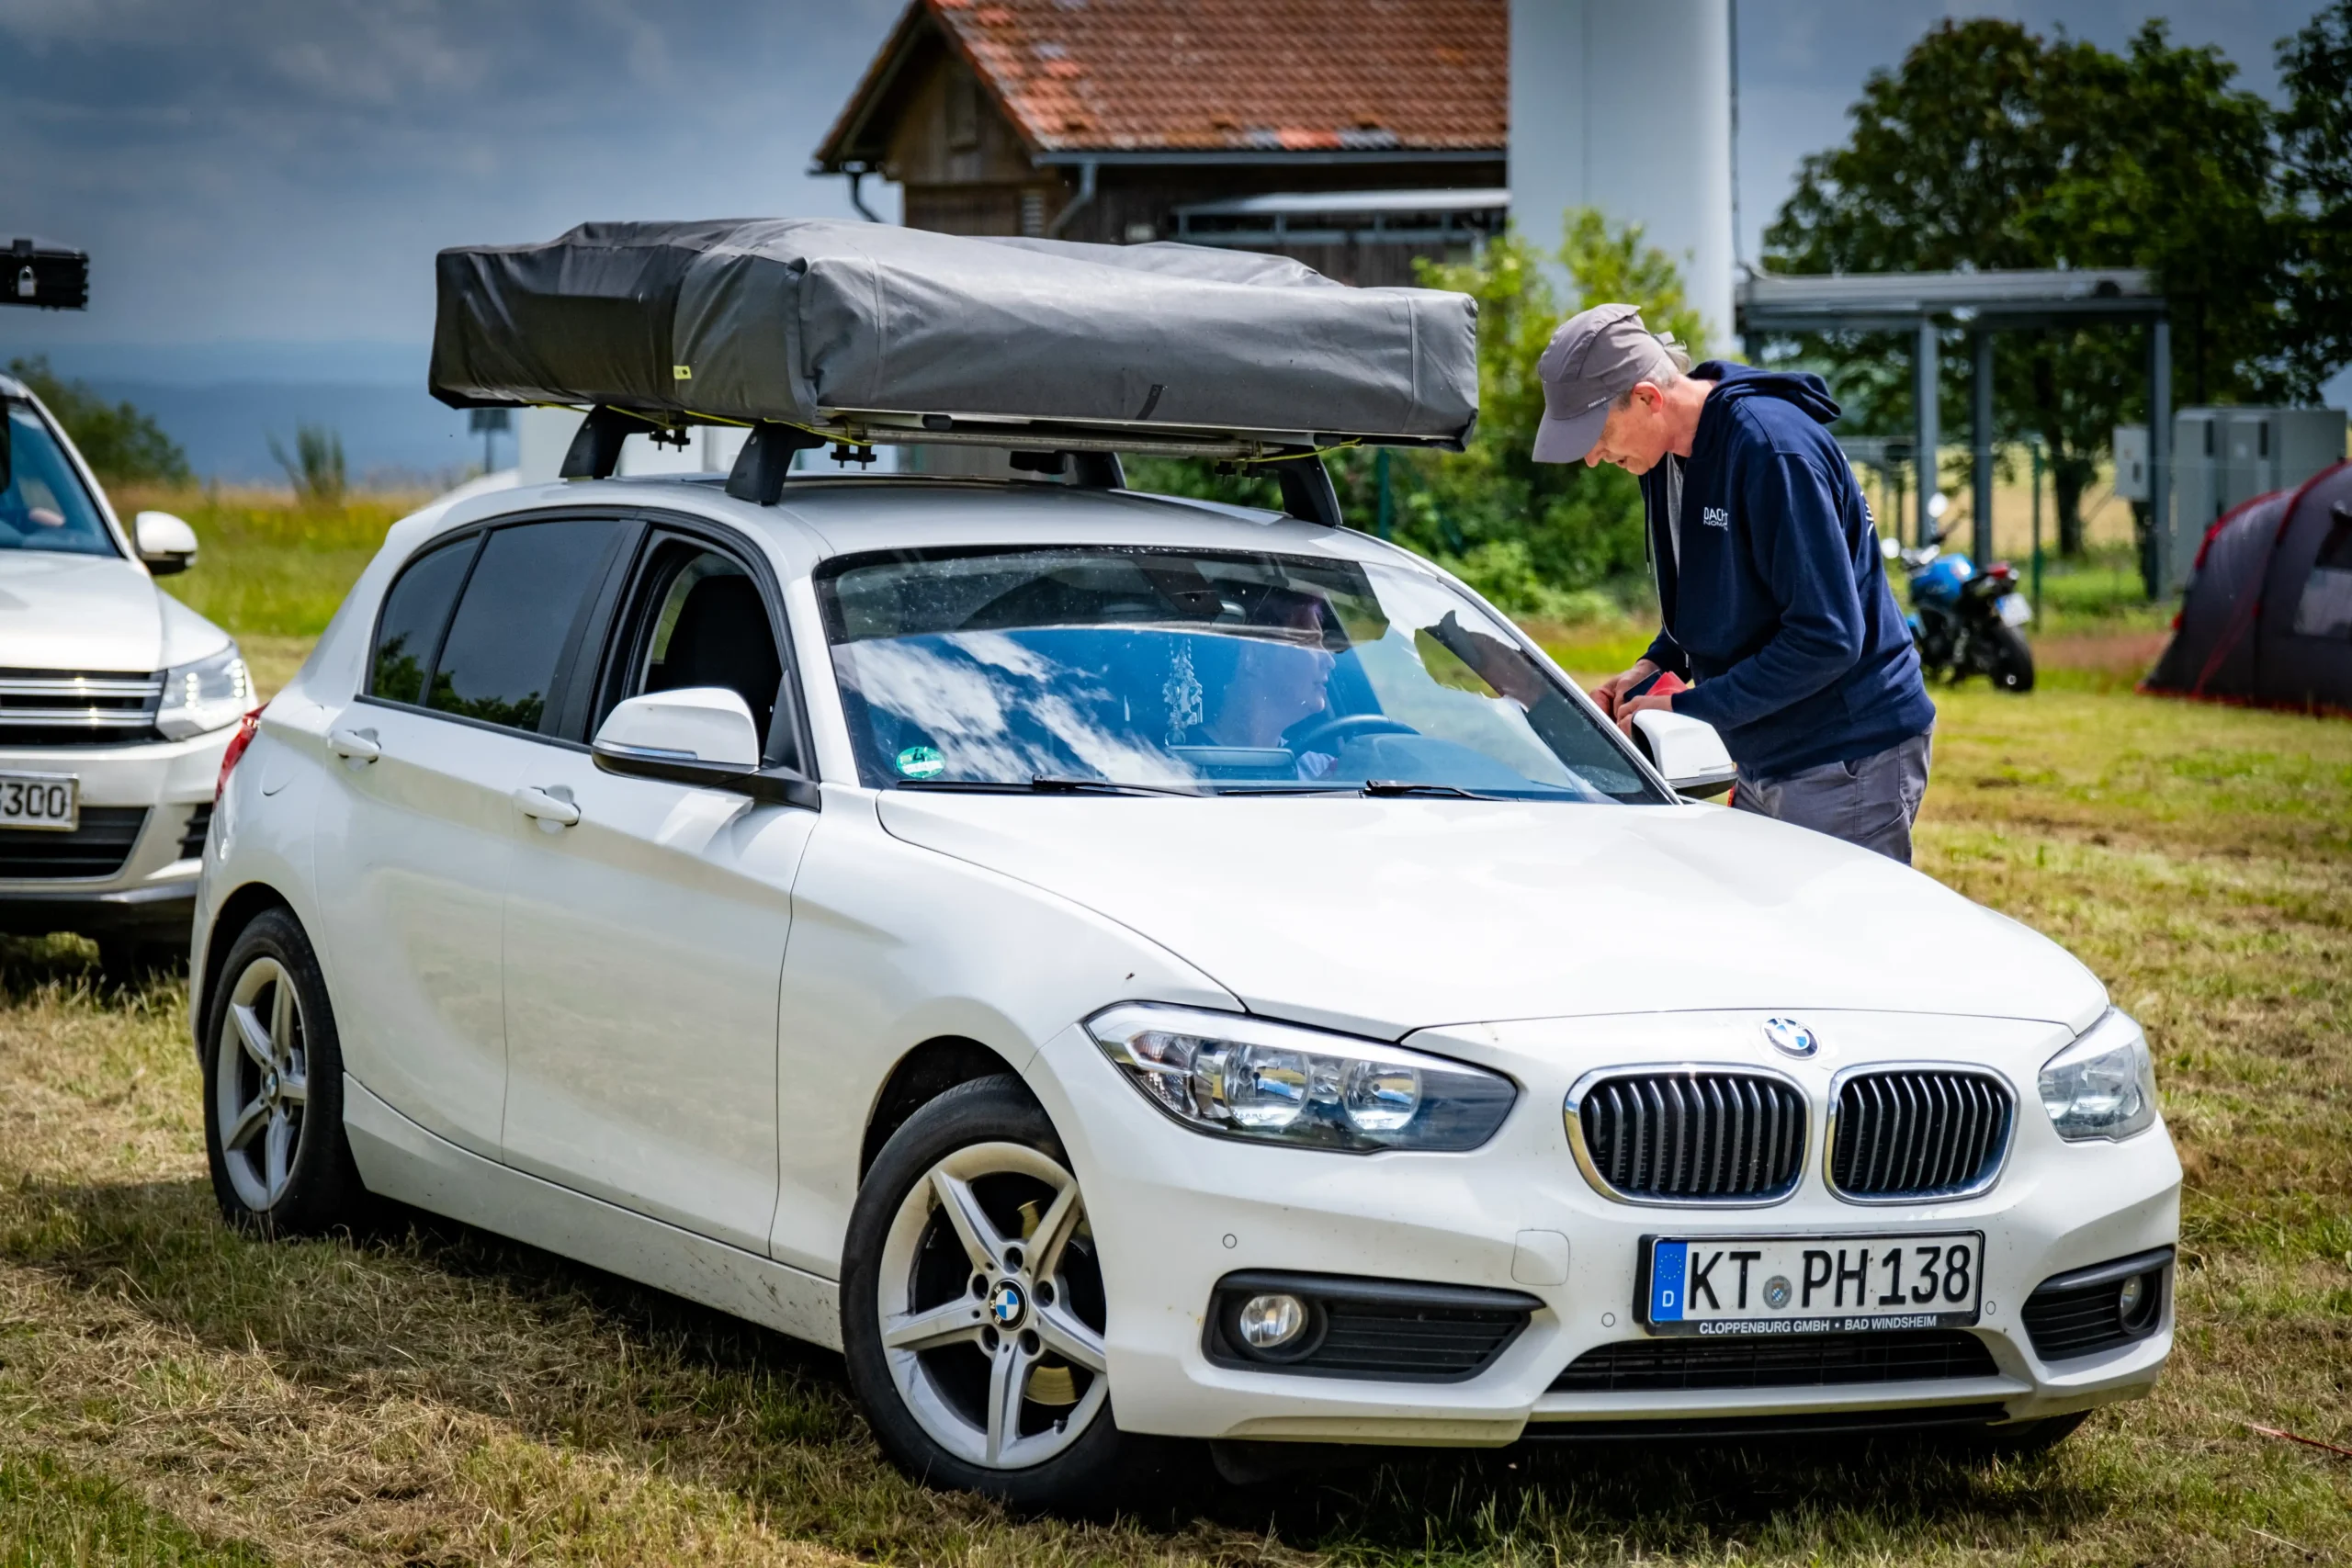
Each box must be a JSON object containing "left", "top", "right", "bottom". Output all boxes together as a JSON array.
[
  {"left": 428, "top": 518, "right": 627, "bottom": 735},
  {"left": 2, "top": 402, "right": 116, "bottom": 558},
  {"left": 368, "top": 535, "right": 477, "bottom": 706}
]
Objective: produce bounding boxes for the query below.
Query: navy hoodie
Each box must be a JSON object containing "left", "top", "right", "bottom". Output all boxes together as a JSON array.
[{"left": 1641, "top": 362, "right": 1935, "bottom": 778}]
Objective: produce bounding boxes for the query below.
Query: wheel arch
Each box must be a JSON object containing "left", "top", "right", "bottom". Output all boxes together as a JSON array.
[
  {"left": 196, "top": 882, "right": 296, "bottom": 1051},
  {"left": 860, "top": 1036, "right": 1031, "bottom": 1179}
]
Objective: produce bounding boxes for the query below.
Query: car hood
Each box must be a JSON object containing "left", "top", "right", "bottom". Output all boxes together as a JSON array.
[
  {"left": 0, "top": 551, "right": 186, "bottom": 671},
  {"left": 875, "top": 794, "right": 2109, "bottom": 1039}
]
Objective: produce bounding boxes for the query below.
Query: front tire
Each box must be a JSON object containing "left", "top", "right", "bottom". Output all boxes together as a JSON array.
[
  {"left": 841, "top": 1076, "right": 1149, "bottom": 1511},
  {"left": 201, "top": 908, "right": 363, "bottom": 1237}
]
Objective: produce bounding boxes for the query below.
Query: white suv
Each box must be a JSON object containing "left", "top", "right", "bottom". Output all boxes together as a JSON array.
[
  {"left": 196, "top": 469, "right": 2177, "bottom": 1509},
  {"left": 0, "top": 373, "right": 250, "bottom": 968}
]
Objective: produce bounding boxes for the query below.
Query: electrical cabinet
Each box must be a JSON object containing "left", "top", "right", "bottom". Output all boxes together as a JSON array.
[{"left": 2165, "top": 407, "right": 2346, "bottom": 592}]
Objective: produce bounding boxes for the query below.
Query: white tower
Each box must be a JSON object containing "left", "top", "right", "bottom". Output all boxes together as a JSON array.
[{"left": 1509, "top": 0, "right": 1736, "bottom": 353}]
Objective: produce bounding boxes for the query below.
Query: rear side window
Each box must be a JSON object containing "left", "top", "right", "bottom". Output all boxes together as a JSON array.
[
  {"left": 368, "top": 535, "right": 476, "bottom": 705},
  {"left": 426, "top": 518, "right": 628, "bottom": 735}
]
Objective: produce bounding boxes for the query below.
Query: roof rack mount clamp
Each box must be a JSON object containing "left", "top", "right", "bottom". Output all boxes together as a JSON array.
[
  {"left": 726, "top": 422, "right": 826, "bottom": 505},
  {"left": 560, "top": 406, "right": 636, "bottom": 480},
  {"left": 1266, "top": 448, "right": 1344, "bottom": 528}
]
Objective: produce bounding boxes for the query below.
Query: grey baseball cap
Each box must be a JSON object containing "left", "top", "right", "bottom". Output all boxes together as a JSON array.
[{"left": 1531, "top": 303, "right": 1678, "bottom": 463}]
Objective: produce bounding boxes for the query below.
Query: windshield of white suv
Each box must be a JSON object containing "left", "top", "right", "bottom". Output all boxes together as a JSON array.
[
  {"left": 817, "top": 545, "right": 1663, "bottom": 803},
  {"left": 2, "top": 401, "right": 117, "bottom": 558}
]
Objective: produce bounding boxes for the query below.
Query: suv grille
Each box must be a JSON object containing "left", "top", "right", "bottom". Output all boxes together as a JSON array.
[
  {"left": 1828, "top": 1069, "right": 2014, "bottom": 1200},
  {"left": 0, "top": 669, "right": 162, "bottom": 747},
  {"left": 1552, "top": 1329, "right": 1998, "bottom": 1393},
  {"left": 176, "top": 802, "right": 214, "bottom": 861},
  {"left": 1573, "top": 1071, "right": 1806, "bottom": 1203},
  {"left": 0, "top": 807, "right": 148, "bottom": 879}
]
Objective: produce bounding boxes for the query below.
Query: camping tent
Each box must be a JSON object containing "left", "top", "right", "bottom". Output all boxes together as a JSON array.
[{"left": 2145, "top": 460, "right": 2352, "bottom": 712}]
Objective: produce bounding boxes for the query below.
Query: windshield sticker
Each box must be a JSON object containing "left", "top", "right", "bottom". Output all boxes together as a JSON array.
[{"left": 895, "top": 744, "right": 945, "bottom": 780}]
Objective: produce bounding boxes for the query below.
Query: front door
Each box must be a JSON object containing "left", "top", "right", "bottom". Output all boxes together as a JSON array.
[{"left": 498, "top": 533, "right": 816, "bottom": 1257}]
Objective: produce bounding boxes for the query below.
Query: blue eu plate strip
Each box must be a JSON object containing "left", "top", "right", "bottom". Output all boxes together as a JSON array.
[{"left": 1650, "top": 1240, "right": 1688, "bottom": 1322}]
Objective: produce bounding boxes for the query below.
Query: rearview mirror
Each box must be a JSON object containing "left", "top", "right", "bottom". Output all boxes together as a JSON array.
[
  {"left": 135, "top": 510, "right": 198, "bottom": 575},
  {"left": 592, "top": 687, "right": 819, "bottom": 809},
  {"left": 1629, "top": 709, "right": 1737, "bottom": 801}
]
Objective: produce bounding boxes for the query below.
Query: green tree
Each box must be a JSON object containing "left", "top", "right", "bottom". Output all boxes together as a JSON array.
[
  {"left": 1761, "top": 18, "right": 2287, "bottom": 556},
  {"left": 1130, "top": 209, "right": 1702, "bottom": 615},
  {"left": 6, "top": 355, "right": 191, "bottom": 485},
  {"left": 2277, "top": 0, "right": 2352, "bottom": 396}
]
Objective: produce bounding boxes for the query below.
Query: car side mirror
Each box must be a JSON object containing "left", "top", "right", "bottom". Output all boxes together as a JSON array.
[
  {"left": 592, "top": 686, "right": 820, "bottom": 809},
  {"left": 134, "top": 510, "right": 198, "bottom": 576},
  {"left": 1630, "top": 709, "right": 1737, "bottom": 801}
]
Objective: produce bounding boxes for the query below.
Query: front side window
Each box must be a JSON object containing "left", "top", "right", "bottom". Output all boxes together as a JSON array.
[
  {"left": 817, "top": 546, "right": 1660, "bottom": 802},
  {"left": 404, "top": 517, "right": 628, "bottom": 736},
  {"left": 605, "top": 545, "right": 785, "bottom": 752},
  {"left": 1, "top": 401, "right": 115, "bottom": 558}
]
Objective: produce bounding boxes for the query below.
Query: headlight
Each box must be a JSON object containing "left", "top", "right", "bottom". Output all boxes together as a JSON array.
[
  {"left": 1085, "top": 1003, "right": 1517, "bottom": 1153},
  {"left": 2039, "top": 1009, "right": 2159, "bottom": 1142},
  {"left": 155, "top": 645, "right": 252, "bottom": 739}
]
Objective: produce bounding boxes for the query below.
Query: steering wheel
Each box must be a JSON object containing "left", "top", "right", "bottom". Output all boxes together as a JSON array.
[{"left": 1287, "top": 712, "right": 1418, "bottom": 757}]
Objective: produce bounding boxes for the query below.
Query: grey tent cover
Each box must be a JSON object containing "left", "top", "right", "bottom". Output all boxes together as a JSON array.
[{"left": 430, "top": 220, "right": 1479, "bottom": 447}]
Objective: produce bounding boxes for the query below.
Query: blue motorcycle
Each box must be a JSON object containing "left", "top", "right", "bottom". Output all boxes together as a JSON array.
[{"left": 1885, "top": 536, "right": 2036, "bottom": 693}]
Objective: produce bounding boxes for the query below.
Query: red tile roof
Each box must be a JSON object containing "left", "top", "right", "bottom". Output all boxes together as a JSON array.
[{"left": 825, "top": 0, "right": 1505, "bottom": 161}]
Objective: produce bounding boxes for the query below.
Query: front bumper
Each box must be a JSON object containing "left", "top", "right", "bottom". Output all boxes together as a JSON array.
[
  {"left": 0, "top": 730, "right": 232, "bottom": 942},
  {"left": 1025, "top": 1008, "right": 2181, "bottom": 1446}
]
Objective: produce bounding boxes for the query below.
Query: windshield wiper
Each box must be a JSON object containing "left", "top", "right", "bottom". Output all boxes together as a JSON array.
[
  {"left": 895, "top": 776, "right": 1197, "bottom": 797},
  {"left": 1357, "top": 779, "right": 1509, "bottom": 799}
]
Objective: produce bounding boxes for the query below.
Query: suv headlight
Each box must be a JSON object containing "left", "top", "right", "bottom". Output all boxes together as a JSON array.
[
  {"left": 155, "top": 645, "right": 252, "bottom": 739},
  {"left": 2039, "top": 1009, "right": 2159, "bottom": 1142},
  {"left": 1086, "top": 1003, "right": 1517, "bottom": 1153}
]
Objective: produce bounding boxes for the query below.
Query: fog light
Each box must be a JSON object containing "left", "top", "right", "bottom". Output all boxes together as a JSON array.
[
  {"left": 2118, "top": 1272, "right": 2158, "bottom": 1333},
  {"left": 1237, "top": 1292, "right": 1307, "bottom": 1351}
]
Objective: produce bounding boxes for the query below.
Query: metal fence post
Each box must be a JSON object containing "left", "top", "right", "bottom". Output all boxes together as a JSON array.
[
  {"left": 2147, "top": 313, "right": 2172, "bottom": 598},
  {"left": 1971, "top": 327, "right": 1994, "bottom": 566},
  {"left": 1915, "top": 317, "right": 1940, "bottom": 546}
]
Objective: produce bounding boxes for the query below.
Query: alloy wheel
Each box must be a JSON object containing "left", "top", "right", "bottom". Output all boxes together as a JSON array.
[
  {"left": 876, "top": 1140, "right": 1110, "bottom": 1471},
  {"left": 215, "top": 954, "right": 310, "bottom": 1213}
]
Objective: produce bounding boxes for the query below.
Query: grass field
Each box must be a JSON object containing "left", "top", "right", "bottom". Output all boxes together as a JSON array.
[{"left": 2, "top": 495, "right": 2346, "bottom": 1564}]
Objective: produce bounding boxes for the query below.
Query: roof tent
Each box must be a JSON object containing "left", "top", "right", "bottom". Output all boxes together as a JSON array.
[{"left": 430, "top": 219, "right": 1479, "bottom": 516}]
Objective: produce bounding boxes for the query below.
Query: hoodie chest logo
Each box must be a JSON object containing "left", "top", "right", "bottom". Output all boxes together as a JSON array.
[{"left": 1702, "top": 506, "right": 1730, "bottom": 530}]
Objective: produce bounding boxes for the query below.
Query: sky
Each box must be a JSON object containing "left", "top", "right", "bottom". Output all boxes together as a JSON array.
[{"left": 0, "top": 0, "right": 2338, "bottom": 475}]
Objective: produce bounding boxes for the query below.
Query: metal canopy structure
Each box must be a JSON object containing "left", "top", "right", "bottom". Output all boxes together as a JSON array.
[
  {"left": 1170, "top": 188, "right": 1509, "bottom": 252},
  {"left": 1737, "top": 268, "right": 2172, "bottom": 586}
]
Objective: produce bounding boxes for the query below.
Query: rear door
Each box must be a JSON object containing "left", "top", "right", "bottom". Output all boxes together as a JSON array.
[
  {"left": 497, "top": 523, "right": 817, "bottom": 1256},
  {"left": 311, "top": 513, "right": 635, "bottom": 1156}
]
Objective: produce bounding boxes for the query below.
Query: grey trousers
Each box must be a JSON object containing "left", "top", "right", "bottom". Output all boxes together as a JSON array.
[{"left": 1733, "top": 730, "right": 1934, "bottom": 864}]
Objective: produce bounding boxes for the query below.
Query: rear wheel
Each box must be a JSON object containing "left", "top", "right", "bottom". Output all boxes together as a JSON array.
[
  {"left": 201, "top": 908, "right": 363, "bottom": 1236},
  {"left": 842, "top": 1076, "right": 1153, "bottom": 1511},
  {"left": 1983, "top": 623, "right": 2035, "bottom": 693}
]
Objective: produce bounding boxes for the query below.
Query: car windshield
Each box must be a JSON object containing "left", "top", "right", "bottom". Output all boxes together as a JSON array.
[
  {"left": 2, "top": 400, "right": 117, "bottom": 558},
  {"left": 817, "top": 545, "right": 1662, "bottom": 803}
]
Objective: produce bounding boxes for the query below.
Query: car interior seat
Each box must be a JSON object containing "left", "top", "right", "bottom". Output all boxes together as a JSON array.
[{"left": 650, "top": 572, "right": 782, "bottom": 749}]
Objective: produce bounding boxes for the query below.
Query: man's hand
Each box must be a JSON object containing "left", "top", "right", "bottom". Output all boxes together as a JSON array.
[
  {"left": 1613, "top": 689, "right": 1676, "bottom": 737},
  {"left": 1589, "top": 660, "right": 1660, "bottom": 718}
]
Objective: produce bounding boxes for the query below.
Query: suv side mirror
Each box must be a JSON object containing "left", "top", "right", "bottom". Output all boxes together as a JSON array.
[
  {"left": 134, "top": 510, "right": 198, "bottom": 575},
  {"left": 1630, "top": 709, "right": 1737, "bottom": 801},
  {"left": 592, "top": 686, "right": 819, "bottom": 809}
]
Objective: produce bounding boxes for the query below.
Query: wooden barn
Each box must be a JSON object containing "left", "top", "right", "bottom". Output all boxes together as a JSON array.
[{"left": 812, "top": 0, "right": 1507, "bottom": 288}]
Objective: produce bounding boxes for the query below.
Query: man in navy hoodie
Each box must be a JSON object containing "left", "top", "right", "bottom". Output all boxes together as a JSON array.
[{"left": 1532, "top": 303, "right": 1938, "bottom": 863}]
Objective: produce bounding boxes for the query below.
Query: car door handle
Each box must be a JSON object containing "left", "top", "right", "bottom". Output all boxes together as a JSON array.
[
  {"left": 514, "top": 786, "right": 581, "bottom": 827},
  {"left": 327, "top": 728, "right": 380, "bottom": 762}
]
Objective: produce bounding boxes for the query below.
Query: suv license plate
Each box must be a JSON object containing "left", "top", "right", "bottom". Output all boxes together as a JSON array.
[
  {"left": 1644, "top": 1233, "right": 1984, "bottom": 1336},
  {"left": 0, "top": 773, "right": 77, "bottom": 832}
]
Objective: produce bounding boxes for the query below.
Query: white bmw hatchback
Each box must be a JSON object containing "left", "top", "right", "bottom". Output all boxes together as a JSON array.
[{"left": 196, "top": 469, "right": 2178, "bottom": 1508}]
